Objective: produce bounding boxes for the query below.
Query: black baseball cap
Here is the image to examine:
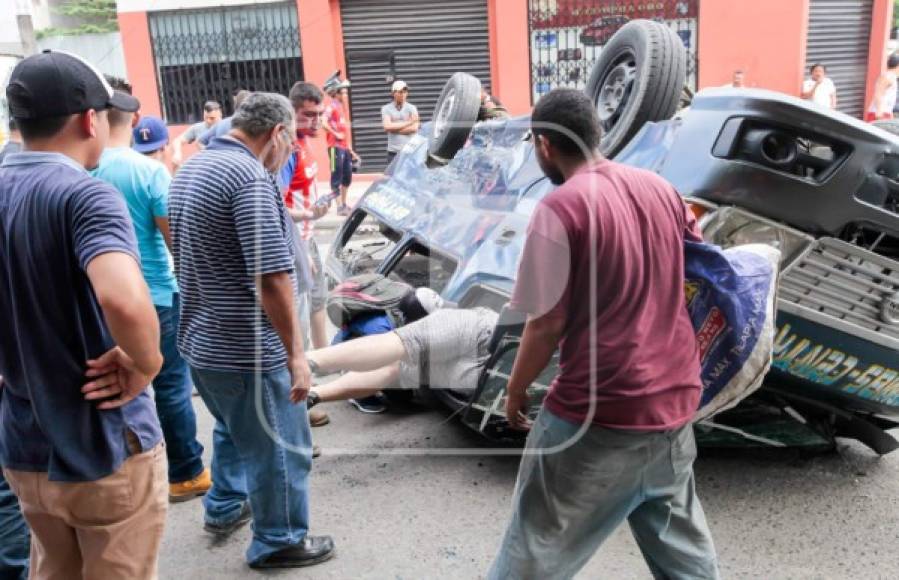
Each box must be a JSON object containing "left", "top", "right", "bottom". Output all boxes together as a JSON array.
[{"left": 6, "top": 50, "right": 140, "bottom": 120}]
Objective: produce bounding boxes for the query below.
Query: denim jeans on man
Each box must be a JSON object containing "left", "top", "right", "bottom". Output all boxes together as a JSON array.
[
  {"left": 191, "top": 367, "right": 313, "bottom": 564},
  {"left": 155, "top": 294, "right": 204, "bottom": 482},
  {"left": 0, "top": 472, "right": 29, "bottom": 580},
  {"left": 488, "top": 409, "right": 719, "bottom": 580}
]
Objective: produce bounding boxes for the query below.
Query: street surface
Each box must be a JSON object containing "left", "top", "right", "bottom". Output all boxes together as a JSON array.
[{"left": 158, "top": 202, "right": 899, "bottom": 579}]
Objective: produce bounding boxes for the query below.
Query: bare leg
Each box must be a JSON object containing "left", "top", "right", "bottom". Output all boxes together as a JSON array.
[
  {"left": 308, "top": 332, "right": 407, "bottom": 374},
  {"left": 340, "top": 184, "right": 348, "bottom": 209},
  {"left": 313, "top": 363, "right": 401, "bottom": 403},
  {"left": 311, "top": 309, "right": 329, "bottom": 350}
]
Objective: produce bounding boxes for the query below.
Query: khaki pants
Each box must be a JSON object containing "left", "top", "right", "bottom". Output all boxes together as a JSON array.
[{"left": 4, "top": 443, "right": 168, "bottom": 580}]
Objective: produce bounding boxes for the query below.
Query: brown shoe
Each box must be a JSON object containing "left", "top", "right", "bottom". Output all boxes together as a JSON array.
[
  {"left": 170, "top": 467, "right": 212, "bottom": 503},
  {"left": 309, "top": 407, "right": 330, "bottom": 427}
]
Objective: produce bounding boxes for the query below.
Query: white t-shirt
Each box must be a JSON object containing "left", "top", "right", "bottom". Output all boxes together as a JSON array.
[{"left": 803, "top": 77, "right": 837, "bottom": 109}]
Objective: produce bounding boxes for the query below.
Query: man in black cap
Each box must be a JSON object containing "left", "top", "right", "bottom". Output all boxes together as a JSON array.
[{"left": 0, "top": 51, "right": 168, "bottom": 578}]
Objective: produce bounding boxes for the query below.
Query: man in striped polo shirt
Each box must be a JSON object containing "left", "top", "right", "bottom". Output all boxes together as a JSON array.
[{"left": 169, "top": 92, "right": 335, "bottom": 570}]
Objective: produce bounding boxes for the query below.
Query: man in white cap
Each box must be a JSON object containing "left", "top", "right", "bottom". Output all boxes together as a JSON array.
[{"left": 381, "top": 79, "right": 419, "bottom": 165}]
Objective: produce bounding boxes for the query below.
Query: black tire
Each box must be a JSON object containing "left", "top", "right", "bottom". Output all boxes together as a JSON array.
[
  {"left": 585, "top": 20, "right": 686, "bottom": 157},
  {"left": 873, "top": 119, "right": 899, "bottom": 138},
  {"left": 428, "top": 72, "right": 482, "bottom": 162}
]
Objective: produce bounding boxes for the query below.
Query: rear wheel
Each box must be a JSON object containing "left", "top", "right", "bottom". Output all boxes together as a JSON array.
[
  {"left": 428, "top": 72, "right": 482, "bottom": 162},
  {"left": 585, "top": 20, "right": 686, "bottom": 157}
]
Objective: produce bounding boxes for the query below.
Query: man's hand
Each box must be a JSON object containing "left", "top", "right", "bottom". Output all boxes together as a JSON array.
[
  {"left": 350, "top": 150, "right": 361, "bottom": 163},
  {"left": 83, "top": 347, "right": 154, "bottom": 410},
  {"left": 288, "top": 355, "right": 312, "bottom": 404},
  {"left": 505, "top": 388, "right": 533, "bottom": 431}
]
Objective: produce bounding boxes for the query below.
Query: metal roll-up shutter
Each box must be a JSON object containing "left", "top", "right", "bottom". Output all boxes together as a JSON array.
[
  {"left": 806, "top": 0, "right": 873, "bottom": 118},
  {"left": 340, "top": 0, "right": 491, "bottom": 172}
]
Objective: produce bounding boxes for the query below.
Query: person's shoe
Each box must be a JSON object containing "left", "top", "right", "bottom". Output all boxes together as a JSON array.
[
  {"left": 248, "top": 535, "right": 336, "bottom": 569},
  {"left": 313, "top": 445, "right": 322, "bottom": 458},
  {"left": 309, "top": 407, "right": 330, "bottom": 427},
  {"left": 307, "top": 390, "right": 321, "bottom": 408},
  {"left": 204, "top": 502, "right": 252, "bottom": 536},
  {"left": 337, "top": 205, "right": 351, "bottom": 217},
  {"left": 170, "top": 467, "right": 212, "bottom": 503},
  {"left": 349, "top": 394, "right": 388, "bottom": 414}
]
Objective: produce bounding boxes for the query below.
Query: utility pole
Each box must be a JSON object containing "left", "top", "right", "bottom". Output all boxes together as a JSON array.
[{"left": 15, "top": 0, "right": 37, "bottom": 56}]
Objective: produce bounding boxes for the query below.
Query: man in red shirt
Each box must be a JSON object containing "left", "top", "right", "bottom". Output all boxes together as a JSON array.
[
  {"left": 282, "top": 83, "right": 331, "bottom": 347},
  {"left": 322, "top": 77, "right": 359, "bottom": 217},
  {"left": 488, "top": 89, "right": 719, "bottom": 579}
]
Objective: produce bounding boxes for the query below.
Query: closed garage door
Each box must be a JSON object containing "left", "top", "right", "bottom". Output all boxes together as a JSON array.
[
  {"left": 806, "top": 0, "right": 873, "bottom": 117},
  {"left": 340, "top": 0, "right": 491, "bottom": 172}
]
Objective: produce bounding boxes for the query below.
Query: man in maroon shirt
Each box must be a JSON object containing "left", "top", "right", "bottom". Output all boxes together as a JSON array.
[{"left": 488, "top": 89, "right": 719, "bottom": 579}]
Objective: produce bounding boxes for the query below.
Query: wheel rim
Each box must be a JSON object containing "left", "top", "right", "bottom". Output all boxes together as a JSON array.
[
  {"left": 596, "top": 52, "right": 637, "bottom": 135},
  {"left": 434, "top": 89, "right": 457, "bottom": 139}
]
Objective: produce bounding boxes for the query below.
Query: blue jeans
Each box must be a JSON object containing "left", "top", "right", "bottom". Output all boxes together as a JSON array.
[
  {"left": 190, "top": 366, "right": 313, "bottom": 564},
  {"left": 155, "top": 295, "right": 205, "bottom": 483},
  {"left": 489, "top": 409, "right": 719, "bottom": 580},
  {"left": 0, "top": 472, "right": 29, "bottom": 580}
]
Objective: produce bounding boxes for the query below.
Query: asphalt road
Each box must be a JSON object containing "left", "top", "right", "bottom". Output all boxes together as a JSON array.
[{"left": 157, "top": 232, "right": 899, "bottom": 579}]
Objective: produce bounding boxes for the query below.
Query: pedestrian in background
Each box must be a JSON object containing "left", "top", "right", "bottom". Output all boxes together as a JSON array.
[
  {"left": 170, "top": 92, "right": 335, "bottom": 569},
  {"left": 0, "top": 118, "right": 22, "bottom": 162},
  {"left": 281, "top": 80, "right": 332, "bottom": 426},
  {"left": 323, "top": 75, "right": 360, "bottom": 216},
  {"left": 198, "top": 89, "right": 250, "bottom": 147},
  {"left": 172, "top": 100, "right": 222, "bottom": 167},
  {"left": 489, "top": 88, "right": 719, "bottom": 579},
  {"left": 0, "top": 51, "right": 167, "bottom": 578},
  {"left": 381, "top": 80, "right": 419, "bottom": 164},
  {"left": 867, "top": 51, "right": 899, "bottom": 122},
  {"left": 801, "top": 63, "right": 837, "bottom": 109},
  {"left": 93, "top": 79, "right": 211, "bottom": 504},
  {"left": 720, "top": 69, "right": 746, "bottom": 88}
]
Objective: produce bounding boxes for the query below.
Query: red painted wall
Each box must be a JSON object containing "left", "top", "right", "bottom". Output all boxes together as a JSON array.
[
  {"left": 117, "top": 11, "right": 162, "bottom": 118},
  {"left": 698, "top": 0, "right": 809, "bottom": 94},
  {"left": 296, "top": 0, "right": 344, "bottom": 178},
  {"left": 488, "top": 0, "right": 531, "bottom": 115},
  {"left": 865, "top": 0, "right": 896, "bottom": 112}
]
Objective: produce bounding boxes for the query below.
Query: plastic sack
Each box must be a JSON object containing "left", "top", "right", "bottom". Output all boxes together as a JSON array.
[{"left": 685, "top": 242, "right": 780, "bottom": 421}]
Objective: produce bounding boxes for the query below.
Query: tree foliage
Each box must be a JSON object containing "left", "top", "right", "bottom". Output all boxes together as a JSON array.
[{"left": 38, "top": 0, "right": 118, "bottom": 38}]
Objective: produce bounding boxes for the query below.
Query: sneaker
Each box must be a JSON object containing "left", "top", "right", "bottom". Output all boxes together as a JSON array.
[
  {"left": 169, "top": 467, "right": 212, "bottom": 503},
  {"left": 248, "top": 535, "right": 335, "bottom": 569},
  {"left": 307, "top": 391, "right": 321, "bottom": 408},
  {"left": 348, "top": 394, "right": 387, "bottom": 414},
  {"left": 204, "top": 502, "right": 252, "bottom": 536},
  {"left": 309, "top": 407, "right": 330, "bottom": 427},
  {"left": 337, "top": 205, "right": 351, "bottom": 217}
]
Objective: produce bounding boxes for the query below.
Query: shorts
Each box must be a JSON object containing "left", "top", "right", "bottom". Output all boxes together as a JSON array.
[
  {"left": 329, "top": 146, "right": 352, "bottom": 192},
  {"left": 393, "top": 307, "right": 499, "bottom": 392},
  {"left": 307, "top": 237, "right": 327, "bottom": 314}
]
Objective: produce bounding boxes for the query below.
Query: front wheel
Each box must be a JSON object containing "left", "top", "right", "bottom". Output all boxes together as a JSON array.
[{"left": 585, "top": 20, "right": 686, "bottom": 157}]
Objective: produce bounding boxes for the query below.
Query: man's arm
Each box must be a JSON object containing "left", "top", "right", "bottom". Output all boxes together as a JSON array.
[
  {"left": 257, "top": 271, "right": 311, "bottom": 402},
  {"left": 506, "top": 313, "right": 565, "bottom": 430},
  {"left": 87, "top": 253, "right": 161, "bottom": 375},
  {"left": 154, "top": 217, "right": 173, "bottom": 250},
  {"left": 398, "top": 114, "right": 420, "bottom": 135},
  {"left": 800, "top": 80, "right": 819, "bottom": 100}
]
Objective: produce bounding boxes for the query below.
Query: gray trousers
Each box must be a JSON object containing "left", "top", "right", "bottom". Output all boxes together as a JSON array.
[{"left": 488, "top": 408, "right": 720, "bottom": 580}]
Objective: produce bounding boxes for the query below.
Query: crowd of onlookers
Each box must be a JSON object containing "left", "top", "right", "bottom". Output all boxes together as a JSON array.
[{"left": 721, "top": 51, "right": 899, "bottom": 123}]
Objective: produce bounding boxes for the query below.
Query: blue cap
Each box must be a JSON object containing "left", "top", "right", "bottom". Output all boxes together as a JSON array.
[{"left": 133, "top": 116, "right": 169, "bottom": 153}]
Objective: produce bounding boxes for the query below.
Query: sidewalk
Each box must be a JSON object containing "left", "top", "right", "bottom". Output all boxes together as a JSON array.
[{"left": 315, "top": 179, "right": 376, "bottom": 232}]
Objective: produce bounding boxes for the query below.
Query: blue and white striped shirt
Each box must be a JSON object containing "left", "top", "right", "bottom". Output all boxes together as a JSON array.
[{"left": 169, "top": 136, "right": 297, "bottom": 372}]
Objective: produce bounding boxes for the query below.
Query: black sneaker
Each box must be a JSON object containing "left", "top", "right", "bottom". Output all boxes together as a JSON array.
[
  {"left": 306, "top": 391, "right": 321, "bottom": 409},
  {"left": 204, "top": 502, "right": 251, "bottom": 536},
  {"left": 349, "top": 394, "right": 387, "bottom": 414},
  {"left": 248, "top": 535, "right": 336, "bottom": 569}
]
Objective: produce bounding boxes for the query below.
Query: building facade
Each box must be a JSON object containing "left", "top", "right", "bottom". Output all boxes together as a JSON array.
[{"left": 117, "top": 0, "right": 894, "bottom": 173}]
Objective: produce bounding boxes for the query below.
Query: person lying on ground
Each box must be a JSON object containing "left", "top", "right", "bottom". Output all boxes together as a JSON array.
[{"left": 302, "top": 305, "right": 500, "bottom": 408}]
